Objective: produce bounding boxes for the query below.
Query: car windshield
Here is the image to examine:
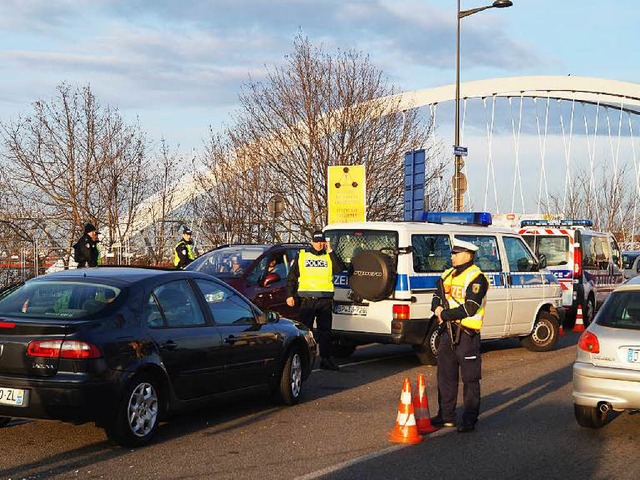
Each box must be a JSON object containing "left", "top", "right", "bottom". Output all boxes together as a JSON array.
[
  {"left": 187, "top": 246, "right": 268, "bottom": 277},
  {"left": 596, "top": 290, "right": 640, "bottom": 330},
  {"left": 0, "top": 281, "right": 121, "bottom": 319}
]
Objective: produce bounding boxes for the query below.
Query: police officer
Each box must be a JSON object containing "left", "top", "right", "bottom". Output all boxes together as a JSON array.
[
  {"left": 431, "top": 238, "right": 489, "bottom": 433},
  {"left": 73, "top": 223, "right": 99, "bottom": 268},
  {"left": 286, "top": 230, "right": 344, "bottom": 370},
  {"left": 174, "top": 226, "right": 196, "bottom": 269}
]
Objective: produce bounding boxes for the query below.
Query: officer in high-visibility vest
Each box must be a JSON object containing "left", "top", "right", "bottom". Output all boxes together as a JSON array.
[
  {"left": 174, "top": 226, "right": 196, "bottom": 269},
  {"left": 431, "top": 238, "right": 489, "bottom": 433},
  {"left": 286, "top": 230, "right": 345, "bottom": 371}
]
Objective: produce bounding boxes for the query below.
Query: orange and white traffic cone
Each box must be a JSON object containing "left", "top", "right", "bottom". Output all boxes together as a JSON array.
[
  {"left": 389, "top": 378, "right": 423, "bottom": 444},
  {"left": 414, "top": 373, "right": 438, "bottom": 434},
  {"left": 573, "top": 305, "right": 585, "bottom": 332},
  {"left": 558, "top": 320, "right": 565, "bottom": 336}
]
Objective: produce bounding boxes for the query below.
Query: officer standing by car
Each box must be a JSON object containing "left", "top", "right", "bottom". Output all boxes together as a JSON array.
[
  {"left": 73, "top": 223, "right": 99, "bottom": 268},
  {"left": 286, "top": 230, "right": 344, "bottom": 370},
  {"left": 174, "top": 226, "right": 196, "bottom": 269},
  {"left": 431, "top": 238, "right": 489, "bottom": 433}
]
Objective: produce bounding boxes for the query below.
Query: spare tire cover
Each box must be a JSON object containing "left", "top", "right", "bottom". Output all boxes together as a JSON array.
[{"left": 349, "top": 250, "right": 397, "bottom": 302}]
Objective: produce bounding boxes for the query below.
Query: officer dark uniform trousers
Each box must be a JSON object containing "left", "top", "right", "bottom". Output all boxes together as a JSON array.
[
  {"left": 286, "top": 230, "right": 344, "bottom": 370},
  {"left": 431, "top": 238, "right": 489, "bottom": 432}
]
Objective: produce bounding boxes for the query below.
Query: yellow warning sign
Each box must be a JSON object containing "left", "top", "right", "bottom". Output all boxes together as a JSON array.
[{"left": 328, "top": 165, "right": 366, "bottom": 224}]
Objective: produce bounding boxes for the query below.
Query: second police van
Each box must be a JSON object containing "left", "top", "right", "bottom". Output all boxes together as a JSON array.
[
  {"left": 518, "top": 219, "right": 623, "bottom": 327},
  {"left": 324, "top": 212, "right": 565, "bottom": 364}
]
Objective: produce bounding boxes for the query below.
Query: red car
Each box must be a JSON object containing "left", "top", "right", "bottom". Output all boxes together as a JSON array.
[{"left": 186, "top": 244, "right": 307, "bottom": 319}]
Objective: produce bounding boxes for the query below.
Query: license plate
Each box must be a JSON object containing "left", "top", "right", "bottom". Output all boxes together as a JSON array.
[
  {"left": 0, "top": 386, "right": 27, "bottom": 407},
  {"left": 334, "top": 304, "right": 368, "bottom": 316},
  {"left": 627, "top": 348, "right": 640, "bottom": 363}
]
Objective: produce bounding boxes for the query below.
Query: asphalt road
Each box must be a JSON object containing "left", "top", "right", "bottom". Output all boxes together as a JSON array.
[{"left": 1, "top": 331, "right": 639, "bottom": 480}]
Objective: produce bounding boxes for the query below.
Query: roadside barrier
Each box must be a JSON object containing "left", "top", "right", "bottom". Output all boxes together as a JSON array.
[
  {"left": 389, "top": 378, "right": 423, "bottom": 444},
  {"left": 413, "top": 373, "right": 438, "bottom": 434}
]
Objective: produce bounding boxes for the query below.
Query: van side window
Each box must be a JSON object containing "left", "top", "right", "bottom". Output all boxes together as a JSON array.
[
  {"left": 456, "top": 235, "right": 501, "bottom": 272},
  {"left": 609, "top": 236, "right": 621, "bottom": 268},
  {"left": 503, "top": 237, "right": 537, "bottom": 272},
  {"left": 411, "top": 234, "right": 451, "bottom": 272},
  {"left": 583, "top": 236, "right": 611, "bottom": 269}
]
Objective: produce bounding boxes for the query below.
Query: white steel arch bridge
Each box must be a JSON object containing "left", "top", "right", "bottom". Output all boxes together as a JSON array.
[{"left": 128, "top": 76, "right": 640, "bottom": 243}]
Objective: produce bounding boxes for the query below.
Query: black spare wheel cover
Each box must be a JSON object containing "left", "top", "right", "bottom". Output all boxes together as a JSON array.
[{"left": 349, "top": 250, "right": 397, "bottom": 302}]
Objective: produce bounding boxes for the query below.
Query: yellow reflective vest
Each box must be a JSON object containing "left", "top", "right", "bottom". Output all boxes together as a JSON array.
[
  {"left": 174, "top": 240, "right": 195, "bottom": 267},
  {"left": 442, "top": 264, "right": 486, "bottom": 331},
  {"left": 297, "top": 250, "right": 335, "bottom": 297}
]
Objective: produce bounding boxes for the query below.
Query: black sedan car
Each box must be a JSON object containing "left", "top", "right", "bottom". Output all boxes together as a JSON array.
[{"left": 0, "top": 267, "right": 316, "bottom": 447}]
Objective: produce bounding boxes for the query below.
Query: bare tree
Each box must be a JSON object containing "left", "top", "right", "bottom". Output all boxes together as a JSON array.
[
  {"left": 0, "top": 83, "right": 149, "bottom": 263},
  {"left": 198, "top": 35, "right": 445, "bottom": 242}
]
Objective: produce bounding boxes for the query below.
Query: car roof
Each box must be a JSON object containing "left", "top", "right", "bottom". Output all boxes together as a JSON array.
[
  {"left": 30, "top": 267, "right": 207, "bottom": 287},
  {"left": 617, "top": 276, "right": 640, "bottom": 290},
  {"left": 199, "top": 243, "right": 308, "bottom": 256}
]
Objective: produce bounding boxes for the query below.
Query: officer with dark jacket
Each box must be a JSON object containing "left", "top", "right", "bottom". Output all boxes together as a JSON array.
[
  {"left": 286, "top": 230, "right": 345, "bottom": 370},
  {"left": 431, "top": 238, "right": 489, "bottom": 433},
  {"left": 174, "top": 226, "right": 196, "bottom": 269},
  {"left": 73, "top": 223, "right": 99, "bottom": 268}
]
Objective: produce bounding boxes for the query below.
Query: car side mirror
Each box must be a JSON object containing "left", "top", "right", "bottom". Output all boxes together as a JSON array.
[
  {"left": 537, "top": 253, "right": 547, "bottom": 270},
  {"left": 262, "top": 272, "right": 281, "bottom": 287},
  {"left": 266, "top": 311, "right": 280, "bottom": 323}
]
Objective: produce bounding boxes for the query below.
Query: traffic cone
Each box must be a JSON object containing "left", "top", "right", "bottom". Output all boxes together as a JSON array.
[
  {"left": 414, "top": 374, "right": 438, "bottom": 434},
  {"left": 558, "top": 320, "right": 565, "bottom": 336},
  {"left": 389, "top": 378, "right": 423, "bottom": 444},
  {"left": 573, "top": 305, "right": 585, "bottom": 332}
]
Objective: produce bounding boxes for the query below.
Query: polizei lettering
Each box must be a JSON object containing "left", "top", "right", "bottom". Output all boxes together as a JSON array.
[
  {"left": 352, "top": 270, "right": 382, "bottom": 277},
  {"left": 305, "top": 259, "right": 328, "bottom": 268}
]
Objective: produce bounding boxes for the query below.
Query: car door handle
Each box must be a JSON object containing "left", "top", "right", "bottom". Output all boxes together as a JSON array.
[
  {"left": 225, "top": 335, "right": 237, "bottom": 344},
  {"left": 160, "top": 340, "right": 177, "bottom": 351}
]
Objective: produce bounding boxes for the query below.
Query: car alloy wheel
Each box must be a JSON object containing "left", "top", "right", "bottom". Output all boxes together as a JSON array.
[
  {"left": 128, "top": 382, "right": 159, "bottom": 438},
  {"left": 279, "top": 350, "right": 303, "bottom": 405}
]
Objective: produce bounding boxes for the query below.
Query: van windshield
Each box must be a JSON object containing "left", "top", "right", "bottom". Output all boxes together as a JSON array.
[
  {"left": 522, "top": 235, "right": 569, "bottom": 267},
  {"left": 324, "top": 229, "right": 398, "bottom": 265}
]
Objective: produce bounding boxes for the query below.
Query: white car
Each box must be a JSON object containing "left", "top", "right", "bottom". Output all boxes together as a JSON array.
[{"left": 573, "top": 276, "right": 640, "bottom": 428}]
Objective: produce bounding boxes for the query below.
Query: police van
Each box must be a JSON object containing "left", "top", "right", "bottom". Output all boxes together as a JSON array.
[
  {"left": 518, "top": 219, "right": 623, "bottom": 327},
  {"left": 324, "top": 212, "right": 565, "bottom": 364}
]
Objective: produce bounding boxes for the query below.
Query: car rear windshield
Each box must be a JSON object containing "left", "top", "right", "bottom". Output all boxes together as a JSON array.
[
  {"left": 522, "top": 234, "right": 570, "bottom": 267},
  {"left": 596, "top": 291, "right": 640, "bottom": 330},
  {"left": 324, "top": 229, "right": 398, "bottom": 265},
  {"left": 188, "top": 246, "right": 269, "bottom": 277},
  {"left": 0, "top": 281, "right": 121, "bottom": 319}
]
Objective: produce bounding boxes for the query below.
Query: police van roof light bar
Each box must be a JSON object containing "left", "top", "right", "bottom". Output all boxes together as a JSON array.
[
  {"left": 520, "top": 219, "right": 593, "bottom": 228},
  {"left": 423, "top": 211, "right": 492, "bottom": 226}
]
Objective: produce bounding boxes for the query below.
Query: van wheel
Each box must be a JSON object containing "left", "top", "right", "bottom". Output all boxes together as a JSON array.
[
  {"left": 574, "top": 404, "right": 608, "bottom": 428},
  {"left": 415, "top": 322, "right": 440, "bottom": 365},
  {"left": 0, "top": 417, "right": 11, "bottom": 427},
  {"left": 521, "top": 311, "right": 559, "bottom": 352},
  {"left": 583, "top": 297, "right": 595, "bottom": 327}
]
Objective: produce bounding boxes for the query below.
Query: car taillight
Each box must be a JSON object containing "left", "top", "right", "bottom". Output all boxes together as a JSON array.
[
  {"left": 27, "top": 340, "right": 102, "bottom": 359},
  {"left": 578, "top": 330, "right": 599, "bottom": 354},
  {"left": 0, "top": 321, "right": 15, "bottom": 329},
  {"left": 393, "top": 304, "right": 410, "bottom": 320},
  {"left": 574, "top": 245, "right": 582, "bottom": 277}
]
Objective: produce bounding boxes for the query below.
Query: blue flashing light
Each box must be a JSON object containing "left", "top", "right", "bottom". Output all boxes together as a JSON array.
[
  {"left": 423, "top": 211, "right": 492, "bottom": 226},
  {"left": 520, "top": 219, "right": 550, "bottom": 227}
]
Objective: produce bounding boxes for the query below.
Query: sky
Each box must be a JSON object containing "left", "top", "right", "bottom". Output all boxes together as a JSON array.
[{"left": 0, "top": 0, "right": 638, "bottom": 212}]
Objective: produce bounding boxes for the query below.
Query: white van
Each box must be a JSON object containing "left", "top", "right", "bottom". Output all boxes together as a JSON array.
[
  {"left": 325, "top": 212, "right": 565, "bottom": 364},
  {"left": 518, "top": 220, "right": 623, "bottom": 327}
]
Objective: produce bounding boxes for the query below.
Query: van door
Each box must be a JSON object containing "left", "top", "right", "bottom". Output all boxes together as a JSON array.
[
  {"left": 501, "top": 236, "right": 546, "bottom": 336},
  {"left": 455, "top": 234, "right": 511, "bottom": 339}
]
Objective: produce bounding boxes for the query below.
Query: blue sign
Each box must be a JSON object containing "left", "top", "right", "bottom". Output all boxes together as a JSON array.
[
  {"left": 454, "top": 145, "right": 468, "bottom": 156},
  {"left": 404, "top": 150, "right": 426, "bottom": 221}
]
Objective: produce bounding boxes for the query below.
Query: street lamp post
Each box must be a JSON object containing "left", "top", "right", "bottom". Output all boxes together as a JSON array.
[{"left": 454, "top": 0, "right": 513, "bottom": 212}]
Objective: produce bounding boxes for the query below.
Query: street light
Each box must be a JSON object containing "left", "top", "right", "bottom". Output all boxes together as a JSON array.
[{"left": 454, "top": 0, "right": 513, "bottom": 212}]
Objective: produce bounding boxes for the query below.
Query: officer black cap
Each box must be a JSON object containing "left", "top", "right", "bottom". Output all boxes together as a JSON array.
[{"left": 312, "top": 230, "right": 326, "bottom": 242}]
